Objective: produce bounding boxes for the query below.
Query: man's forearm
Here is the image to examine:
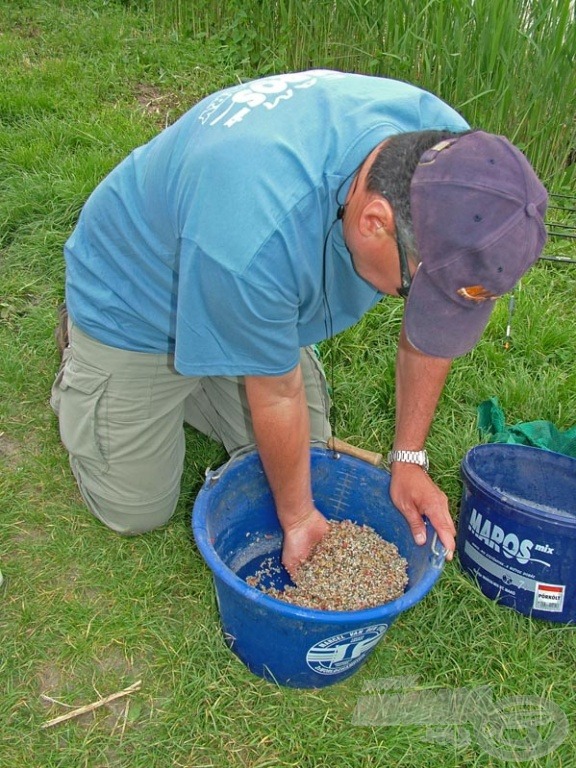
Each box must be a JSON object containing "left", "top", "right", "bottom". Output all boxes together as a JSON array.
[
  {"left": 394, "top": 326, "right": 452, "bottom": 451},
  {"left": 390, "top": 325, "right": 456, "bottom": 555},
  {"left": 245, "top": 367, "right": 314, "bottom": 529}
]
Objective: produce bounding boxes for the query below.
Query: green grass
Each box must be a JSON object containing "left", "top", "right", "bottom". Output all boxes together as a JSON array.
[{"left": 1, "top": 1, "right": 576, "bottom": 766}]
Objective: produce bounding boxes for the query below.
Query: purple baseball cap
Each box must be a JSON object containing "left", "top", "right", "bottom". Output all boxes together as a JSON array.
[{"left": 404, "top": 130, "right": 548, "bottom": 358}]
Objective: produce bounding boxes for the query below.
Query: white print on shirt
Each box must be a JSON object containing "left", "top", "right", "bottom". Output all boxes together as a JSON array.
[{"left": 198, "top": 70, "right": 345, "bottom": 129}]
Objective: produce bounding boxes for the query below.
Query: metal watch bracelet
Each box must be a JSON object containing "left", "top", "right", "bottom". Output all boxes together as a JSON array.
[{"left": 387, "top": 449, "right": 429, "bottom": 472}]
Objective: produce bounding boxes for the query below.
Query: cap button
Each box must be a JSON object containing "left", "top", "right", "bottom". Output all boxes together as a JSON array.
[{"left": 526, "top": 202, "right": 538, "bottom": 217}]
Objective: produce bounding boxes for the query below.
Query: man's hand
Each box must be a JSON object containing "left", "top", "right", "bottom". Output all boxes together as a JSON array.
[
  {"left": 281, "top": 507, "right": 330, "bottom": 578},
  {"left": 389, "top": 463, "right": 455, "bottom": 558}
]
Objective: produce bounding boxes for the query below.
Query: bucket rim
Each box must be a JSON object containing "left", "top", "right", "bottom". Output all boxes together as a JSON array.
[{"left": 461, "top": 443, "right": 576, "bottom": 528}]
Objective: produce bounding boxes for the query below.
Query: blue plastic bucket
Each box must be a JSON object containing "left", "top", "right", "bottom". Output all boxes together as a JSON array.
[
  {"left": 192, "top": 447, "right": 445, "bottom": 688},
  {"left": 457, "top": 443, "right": 576, "bottom": 622}
]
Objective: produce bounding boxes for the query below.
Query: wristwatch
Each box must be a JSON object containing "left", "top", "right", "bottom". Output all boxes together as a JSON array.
[{"left": 387, "top": 449, "right": 429, "bottom": 472}]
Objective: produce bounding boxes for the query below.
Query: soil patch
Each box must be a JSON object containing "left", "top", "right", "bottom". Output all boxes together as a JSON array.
[
  {"left": 0, "top": 431, "right": 23, "bottom": 470},
  {"left": 134, "top": 84, "right": 186, "bottom": 127}
]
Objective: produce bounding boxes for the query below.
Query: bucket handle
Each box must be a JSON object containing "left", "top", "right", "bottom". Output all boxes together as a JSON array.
[
  {"left": 204, "top": 445, "right": 260, "bottom": 485},
  {"left": 430, "top": 532, "right": 448, "bottom": 569},
  {"left": 204, "top": 442, "right": 330, "bottom": 485}
]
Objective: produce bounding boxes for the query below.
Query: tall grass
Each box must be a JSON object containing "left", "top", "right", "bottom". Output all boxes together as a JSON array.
[{"left": 152, "top": 0, "right": 576, "bottom": 183}]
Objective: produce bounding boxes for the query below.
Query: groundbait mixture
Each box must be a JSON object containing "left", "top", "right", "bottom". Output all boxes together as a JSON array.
[{"left": 246, "top": 519, "right": 408, "bottom": 611}]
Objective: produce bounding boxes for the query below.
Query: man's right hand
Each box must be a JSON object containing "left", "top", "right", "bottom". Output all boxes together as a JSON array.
[{"left": 281, "top": 507, "right": 329, "bottom": 579}]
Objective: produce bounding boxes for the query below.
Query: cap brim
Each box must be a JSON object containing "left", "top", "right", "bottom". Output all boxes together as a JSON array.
[{"left": 403, "top": 266, "right": 496, "bottom": 358}]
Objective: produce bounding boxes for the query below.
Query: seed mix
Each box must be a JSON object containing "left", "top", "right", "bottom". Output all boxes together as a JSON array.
[{"left": 246, "top": 518, "right": 408, "bottom": 611}]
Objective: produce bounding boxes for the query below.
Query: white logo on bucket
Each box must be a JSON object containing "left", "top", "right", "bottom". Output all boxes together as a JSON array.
[
  {"left": 306, "top": 624, "right": 388, "bottom": 676},
  {"left": 468, "top": 509, "right": 552, "bottom": 567}
]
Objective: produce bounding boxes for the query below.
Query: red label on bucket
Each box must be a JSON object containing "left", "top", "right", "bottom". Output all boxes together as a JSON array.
[{"left": 533, "top": 583, "right": 566, "bottom": 613}]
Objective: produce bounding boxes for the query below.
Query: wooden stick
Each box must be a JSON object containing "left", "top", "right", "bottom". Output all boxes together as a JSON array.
[
  {"left": 327, "top": 437, "right": 383, "bottom": 467},
  {"left": 41, "top": 680, "right": 142, "bottom": 729},
  {"left": 40, "top": 694, "right": 75, "bottom": 708}
]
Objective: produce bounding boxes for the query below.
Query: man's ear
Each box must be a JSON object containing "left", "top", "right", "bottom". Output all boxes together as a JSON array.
[{"left": 358, "top": 196, "right": 395, "bottom": 238}]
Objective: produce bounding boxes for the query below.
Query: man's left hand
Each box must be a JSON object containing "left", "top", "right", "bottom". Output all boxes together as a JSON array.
[{"left": 389, "top": 463, "right": 456, "bottom": 559}]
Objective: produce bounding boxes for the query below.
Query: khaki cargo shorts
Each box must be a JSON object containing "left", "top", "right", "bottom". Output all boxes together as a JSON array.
[{"left": 50, "top": 323, "right": 331, "bottom": 535}]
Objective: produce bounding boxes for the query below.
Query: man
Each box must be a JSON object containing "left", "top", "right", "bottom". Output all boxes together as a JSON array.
[{"left": 51, "top": 70, "right": 547, "bottom": 575}]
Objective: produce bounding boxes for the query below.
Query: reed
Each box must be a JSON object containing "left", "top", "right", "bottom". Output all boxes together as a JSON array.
[{"left": 152, "top": 0, "right": 576, "bottom": 183}]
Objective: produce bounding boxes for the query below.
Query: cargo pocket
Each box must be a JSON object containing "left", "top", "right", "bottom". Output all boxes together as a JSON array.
[
  {"left": 301, "top": 346, "right": 332, "bottom": 443},
  {"left": 56, "top": 358, "right": 111, "bottom": 473}
]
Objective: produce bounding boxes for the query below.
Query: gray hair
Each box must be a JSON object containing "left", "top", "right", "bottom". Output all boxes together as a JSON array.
[{"left": 366, "top": 129, "right": 471, "bottom": 264}]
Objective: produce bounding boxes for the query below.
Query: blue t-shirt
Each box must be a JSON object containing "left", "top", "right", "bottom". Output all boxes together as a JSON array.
[{"left": 65, "top": 70, "right": 468, "bottom": 375}]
